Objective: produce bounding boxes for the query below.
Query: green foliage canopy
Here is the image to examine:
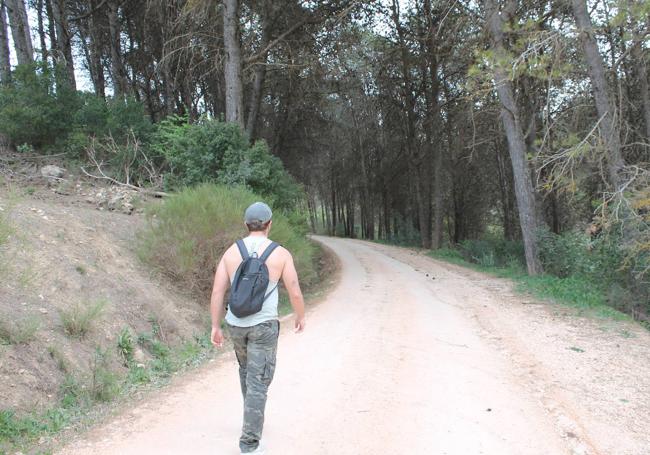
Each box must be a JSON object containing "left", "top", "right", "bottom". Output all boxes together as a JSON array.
[{"left": 150, "top": 117, "right": 302, "bottom": 209}]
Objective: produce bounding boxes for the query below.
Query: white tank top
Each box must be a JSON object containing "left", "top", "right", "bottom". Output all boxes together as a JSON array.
[{"left": 225, "top": 236, "right": 279, "bottom": 327}]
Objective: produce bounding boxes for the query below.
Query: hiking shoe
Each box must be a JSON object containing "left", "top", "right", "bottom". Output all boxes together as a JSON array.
[{"left": 241, "top": 441, "right": 265, "bottom": 454}]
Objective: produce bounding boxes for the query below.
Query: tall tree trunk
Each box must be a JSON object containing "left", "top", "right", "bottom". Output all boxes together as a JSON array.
[
  {"left": 0, "top": 1, "right": 11, "bottom": 84},
  {"left": 637, "top": 49, "right": 650, "bottom": 141},
  {"left": 485, "top": 0, "right": 542, "bottom": 275},
  {"left": 44, "top": 0, "right": 57, "bottom": 54},
  {"left": 5, "top": 0, "right": 33, "bottom": 65},
  {"left": 570, "top": 0, "right": 625, "bottom": 191},
  {"left": 36, "top": 0, "right": 49, "bottom": 62},
  {"left": 330, "top": 182, "right": 337, "bottom": 235},
  {"left": 382, "top": 187, "right": 390, "bottom": 240},
  {"left": 245, "top": 5, "right": 272, "bottom": 140},
  {"left": 50, "top": 0, "right": 76, "bottom": 89},
  {"left": 630, "top": 37, "right": 650, "bottom": 140},
  {"left": 495, "top": 139, "right": 516, "bottom": 240},
  {"left": 423, "top": 0, "right": 445, "bottom": 249},
  {"left": 432, "top": 141, "right": 444, "bottom": 248},
  {"left": 427, "top": 32, "right": 444, "bottom": 247},
  {"left": 223, "top": 0, "right": 244, "bottom": 128},
  {"left": 108, "top": 0, "right": 127, "bottom": 97},
  {"left": 390, "top": 0, "right": 431, "bottom": 249},
  {"left": 87, "top": 0, "right": 105, "bottom": 98}
]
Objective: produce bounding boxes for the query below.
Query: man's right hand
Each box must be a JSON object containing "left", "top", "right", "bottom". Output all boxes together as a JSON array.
[{"left": 294, "top": 316, "right": 306, "bottom": 333}]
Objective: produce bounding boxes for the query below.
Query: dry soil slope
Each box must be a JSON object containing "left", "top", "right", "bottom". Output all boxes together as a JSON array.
[{"left": 0, "top": 192, "right": 205, "bottom": 413}]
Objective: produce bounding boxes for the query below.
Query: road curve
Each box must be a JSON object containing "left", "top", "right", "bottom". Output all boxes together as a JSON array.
[{"left": 58, "top": 236, "right": 572, "bottom": 455}]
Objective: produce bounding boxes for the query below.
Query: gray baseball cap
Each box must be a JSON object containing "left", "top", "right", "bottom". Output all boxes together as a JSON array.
[{"left": 244, "top": 202, "right": 273, "bottom": 223}]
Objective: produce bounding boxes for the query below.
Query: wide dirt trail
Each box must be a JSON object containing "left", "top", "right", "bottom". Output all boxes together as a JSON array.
[{"left": 58, "top": 236, "right": 650, "bottom": 455}]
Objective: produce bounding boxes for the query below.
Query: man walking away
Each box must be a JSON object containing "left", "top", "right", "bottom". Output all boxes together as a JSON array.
[{"left": 210, "top": 201, "right": 306, "bottom": 454}]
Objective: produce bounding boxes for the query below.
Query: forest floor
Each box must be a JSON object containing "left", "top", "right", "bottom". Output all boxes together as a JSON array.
[{"left": 56, "top": 236, "right": 650, "bottom": 455}]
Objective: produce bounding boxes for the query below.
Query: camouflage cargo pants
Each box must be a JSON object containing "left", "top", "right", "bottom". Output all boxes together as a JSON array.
[{"left": 227, "top": 320, "right": 280, "bottom": 453}]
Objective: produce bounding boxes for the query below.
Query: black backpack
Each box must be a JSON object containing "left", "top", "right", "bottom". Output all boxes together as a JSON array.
[{"left": 228, "top": 239, "right": 280, "bottom": 318}]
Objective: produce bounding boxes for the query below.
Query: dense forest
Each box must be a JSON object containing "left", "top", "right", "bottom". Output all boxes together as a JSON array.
[{"left": 0, "top": 0, "right": 648, "bottom": 315}]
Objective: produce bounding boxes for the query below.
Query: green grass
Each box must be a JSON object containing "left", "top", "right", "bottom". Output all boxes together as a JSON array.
[
  {"left": 59, "top": 299, "right": 106, "bottom": 338},
  {"left": 428, "top": 249, "right": 630, "bottom": 321}
]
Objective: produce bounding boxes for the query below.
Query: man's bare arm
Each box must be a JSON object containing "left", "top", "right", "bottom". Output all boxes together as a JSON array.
[
  {"left": 281, "top": 252, "right": 306, "bottom": 332},
  {"left": 210, "top": 256, "right": 230, "bottom": 347}
]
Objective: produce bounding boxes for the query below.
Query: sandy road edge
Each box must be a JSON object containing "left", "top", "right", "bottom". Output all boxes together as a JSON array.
[{"left": 359, "top": 239, "right": 649, "bottom": 455}]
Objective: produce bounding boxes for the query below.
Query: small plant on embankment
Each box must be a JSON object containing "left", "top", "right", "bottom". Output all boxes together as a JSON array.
[
  {"left": 59, "top": 299, "right": 106, "bottom": 339},
  {"left": 0, "top": 316, "right": 40, "bottom": 345}
]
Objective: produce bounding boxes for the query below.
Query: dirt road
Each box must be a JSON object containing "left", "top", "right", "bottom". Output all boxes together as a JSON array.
[{"left": 58, "top": 236, "right": 650, "bottom": 455}]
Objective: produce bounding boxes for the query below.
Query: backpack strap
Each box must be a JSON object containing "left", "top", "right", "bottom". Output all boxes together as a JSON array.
[
  {"left": 259, "top": 242, "right": 279, "bottom": 263},
  {"left": 235, "top": 239, "right": 249, "bottom": 260},
  {"left": 263, "top": 283, "right": 279, "bottom": 301}
]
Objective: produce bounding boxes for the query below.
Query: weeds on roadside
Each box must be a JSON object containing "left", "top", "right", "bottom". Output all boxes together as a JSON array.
[
  {"left": 0, "top": 315, "right": 40, "bottom": 344},
  {"left": 59, "top": 299, "right": 106, "bottom": 338},
  {"left": 47, "top": 346, "right": 70, "bottom": 373},
  {"left": 0, "top": 196, "right": 15, "bottom": 277},
  {"left": 90, "top": 348, "right": 120, "bottom": 403},
  {"left": 127, "top": 364, "right": 151, "bottom": 384},
  {"left": 59, "top": 374, "right": 86, "bottom": 409},
  {"left": 428, "top": 249, "right": 630, "bottom": 321},
  {"left": 2, "top": 327, "right": 215, "bottom": 453}
]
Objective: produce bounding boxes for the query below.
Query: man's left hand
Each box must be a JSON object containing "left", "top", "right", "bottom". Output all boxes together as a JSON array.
[{"left": 211, "top": 327, "right": 224, "bottom": 347}]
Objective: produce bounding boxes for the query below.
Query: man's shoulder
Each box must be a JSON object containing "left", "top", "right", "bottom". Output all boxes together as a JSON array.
[
  {"left": 225, "top": 241, "right": 247, "bottom": 259},
  {"left": 268, "top": 241, "right": 290, "bottom": 259}
]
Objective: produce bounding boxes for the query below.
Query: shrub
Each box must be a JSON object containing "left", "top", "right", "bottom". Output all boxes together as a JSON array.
[
  {"left": 138, "top": 184, "right": 316, "bottom": 298},
  {"left": 59, "top": 299, "right": 106, "bottom": 338},
  {"left": 73, "top": 94, "right": 153, "bottom": 144},
  {"left": 385, "top": 215, "right": 422, "bottom": 246},
  {"left": 150, "top": 117, "right": 302, "bottom": 209},
  {"left": 0, "top": 61, "right": 154, "bottom": 159},
  {"left": 0, "top": 63, "right": 79, "bottom": 148},
  {"left": 536, "top": 228, "right": 625, "bottom": 284},
  {"left": 459, "top": 236, "right": 524, "bottom": 268}
]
